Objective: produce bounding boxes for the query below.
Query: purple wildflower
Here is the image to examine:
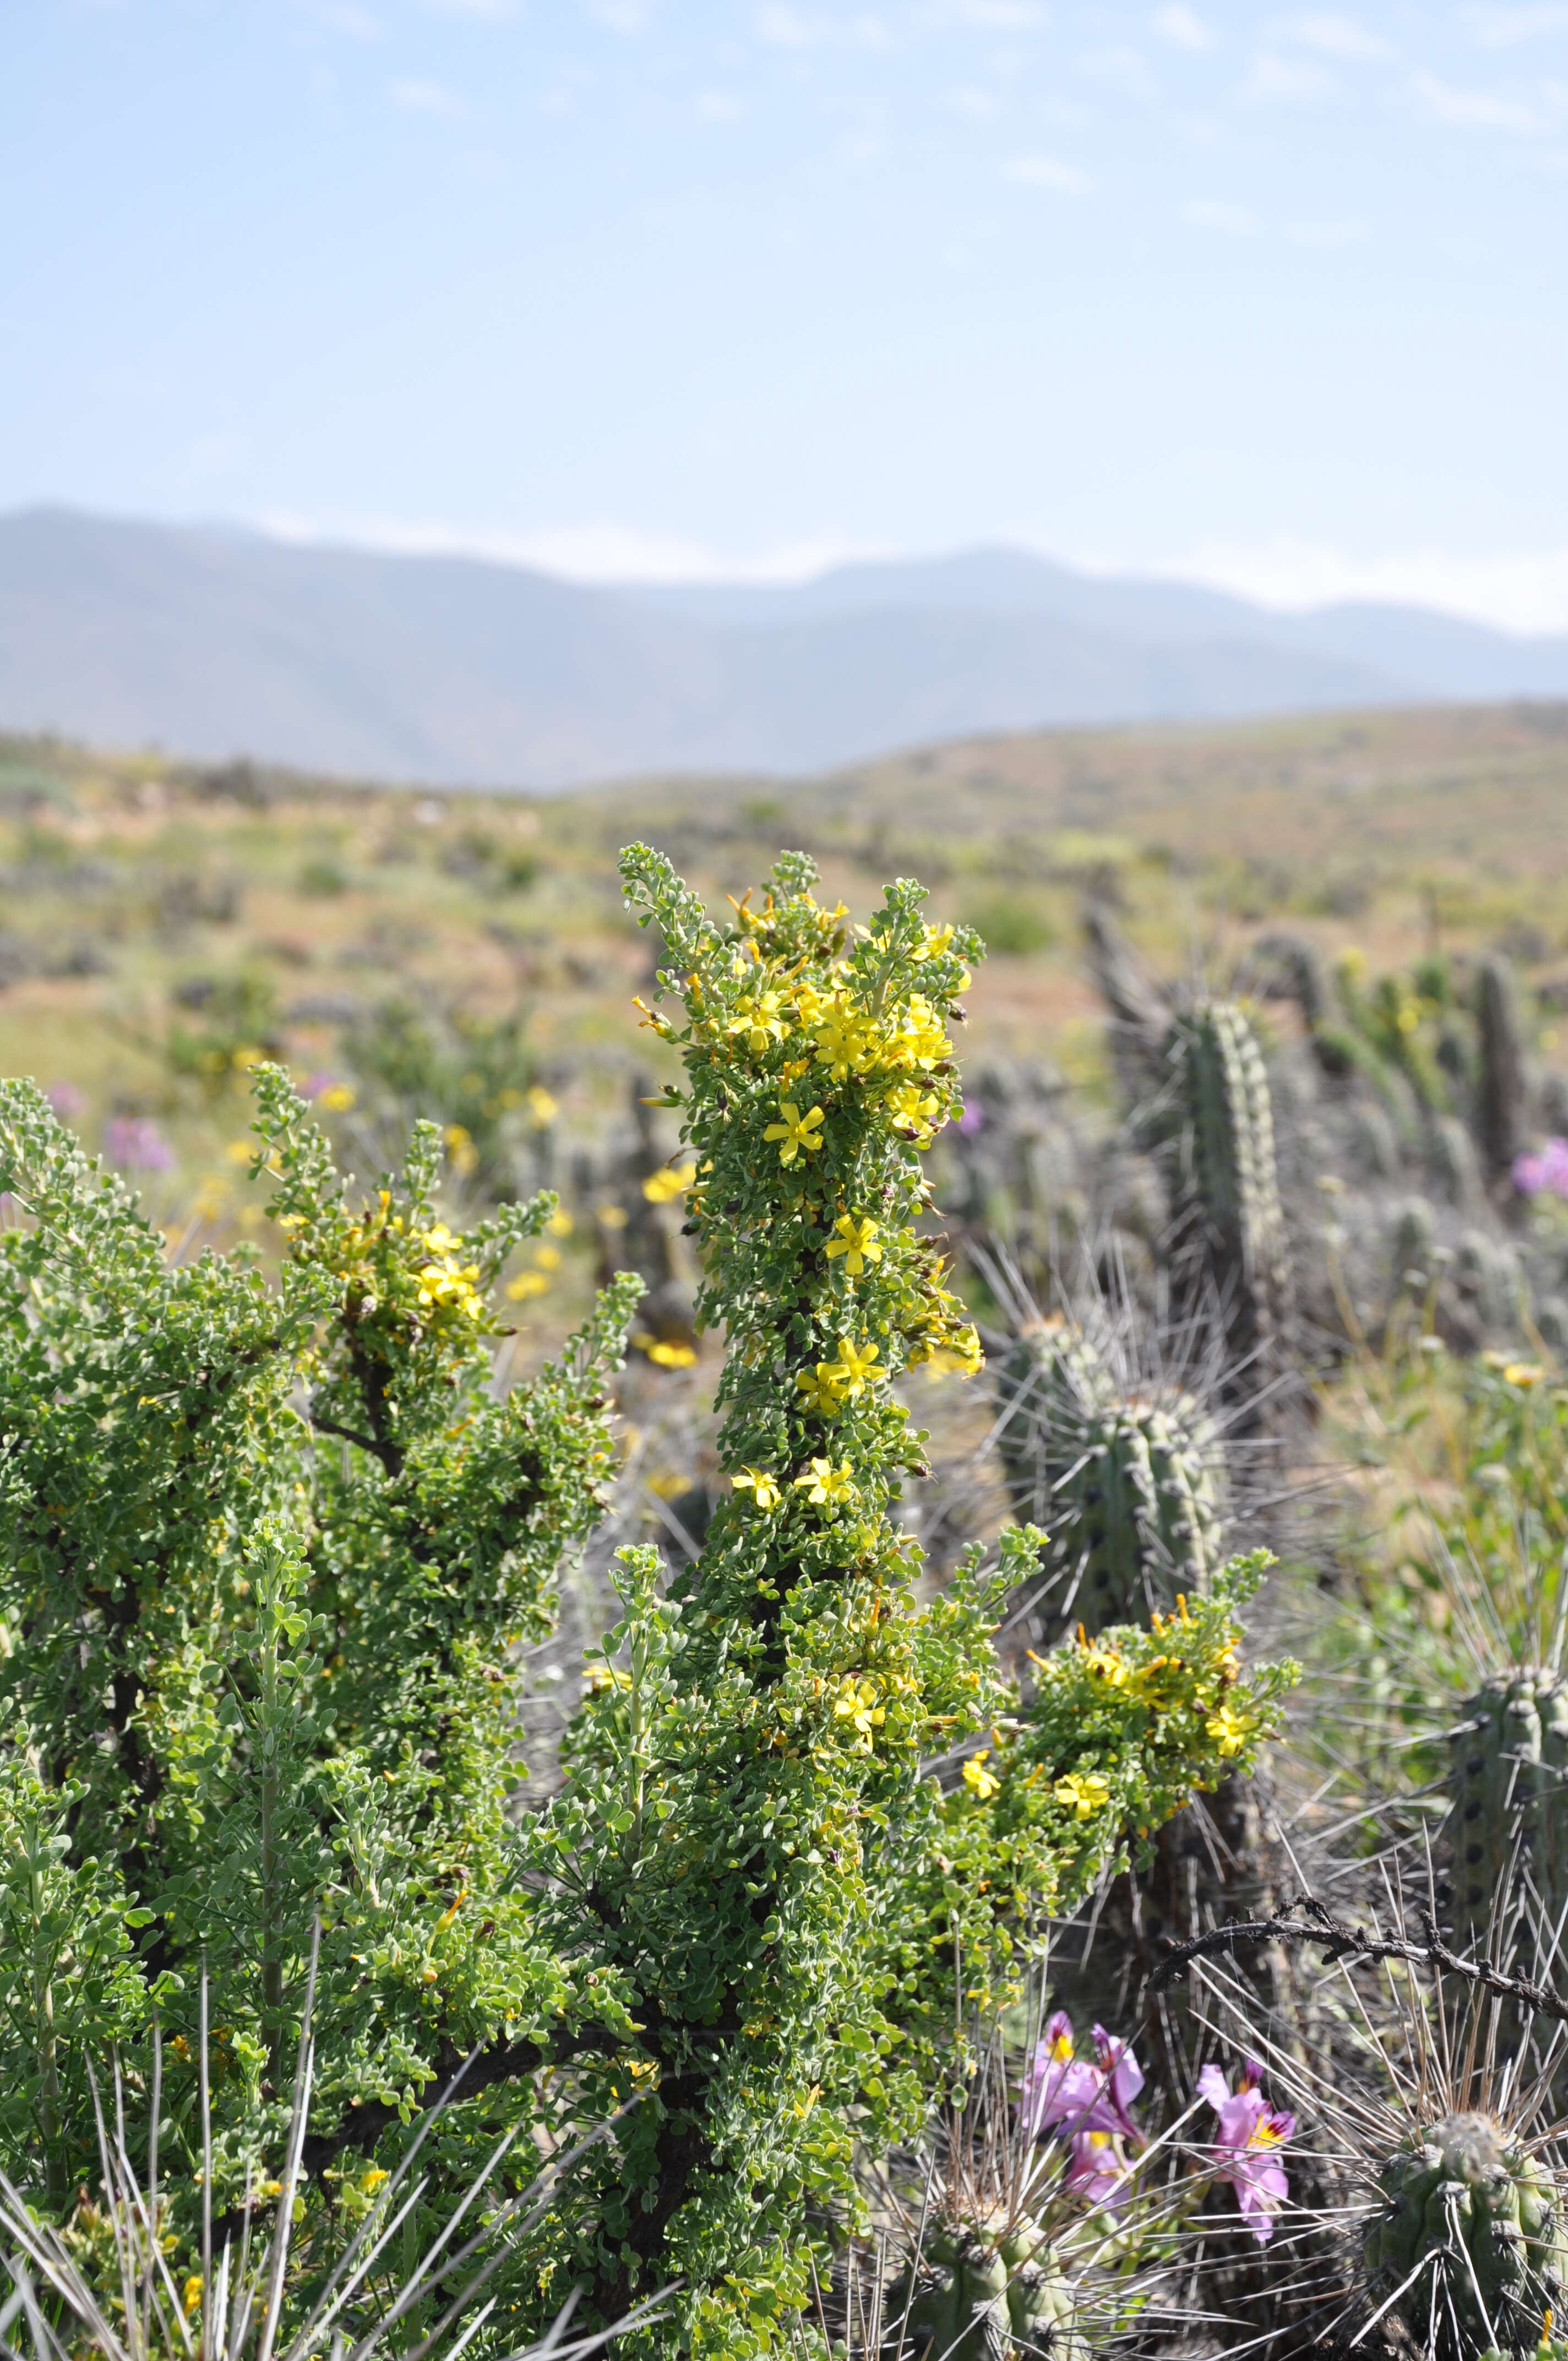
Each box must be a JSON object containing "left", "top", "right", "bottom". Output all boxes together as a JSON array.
[
  {"left": 47, "top": 1081, "right": 85, "bottom": 1121},
  {"left": 1092, "top": 2025, "right": 1145, "bottom": 2137},
  {"left": 1198, "top": 2059, "right": 1295, "bottom": 2244},
  {"left": 1514, "top": 1136, "right": 1568, "bottom": 1200},
  {"left": 105, "top": 1116, "right": 176, "bottom": 1173},
  {"left": 956, "top": 1100, "right": 986, "bottom": 1138},
  {"left": 1019, "top": 2011, "right": 1102, "bottom": 2140},
  {"left": 1064, "top": 2126, "right": 1133, "bottom": 2209}
]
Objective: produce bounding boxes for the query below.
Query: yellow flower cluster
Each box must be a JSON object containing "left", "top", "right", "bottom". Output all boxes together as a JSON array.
[
  {"left": 789, "top": 981, "right": 951, "bottom": 1087},
  {"left": 414, "top": 1223, "right": 486, "bottom": 1322},
  {"left": 795, "top": 1336, "right": 880, "bottom": 1416}
]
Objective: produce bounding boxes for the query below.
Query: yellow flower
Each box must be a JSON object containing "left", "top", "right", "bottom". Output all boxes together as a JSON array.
[
  {"left": 525, "top": 1085, "right": 558, "bottom": 1128},
  {"left": 727, "top": 991, "right": 792, "bottom": 1057},
  {"left": 183, "top": 2277, "right": 203, "bottom": 2318},
  {"left": 763, "top": 1101, "right": 826, "bottom": 1165},
  {"left": 644, "top": 1340, "right": 698, "bottom": 1369},
  {"left": 813, "top": 1007, "right": 874, "bottom": 1082},
  {"left": 643, "top": 1161, "right": 698, "bottom": 1204},
  {"left": 794, "top": 1457, "right": 856, "bottom": 1511},
  {"left": 1081, "top": 1643, "right": 1129, "bottom": 1689},
  {"left": 1504, "top": 1362, "right": 1547, "bottom": 1389},
  {"left": 225, "top": 1137, "right": 255, "bottom": 1164},
  {"left": 830, "top": 1336, "right": 881, "bottom": 1400},
  {"left": 1053, "top": 1771, "right": 1110, "bottom": 1821},
  {"left": 732, "top": 1466, "right": 783, "bottom": 1511},
  {"left": 1205, "top": 1704, "right": 1250, "bottom": 1759},
  {"left": 546, "top": 1207, "right": 574, "bottom": 1238},
  {"left": 915, "top": 921, "right": 955, "bottom": 962},
  {"left": 962, "top": 1749, "right": 1001, "bottom": 1801},
  {"left": 444, "top": 1123, "right": 479, "bottom": 1177},
  {"left": 358, "top": 2164, "right": 389, "bottom": 2194},
  {"left": 507, "top": 1270, "right": 549, "bottom": 1299},
  {"left": 833, "top": 1675, "right": 885, "bottom": 1749},
  {"left": 825, "top": 1213, "right": 881, "bottom": 1276},
  {"left": 884, "top": 1082, "right": 940, "bottom": 1141},
  {"left": 796, "top": 1366, "right": 848, "bottom": 1417}
]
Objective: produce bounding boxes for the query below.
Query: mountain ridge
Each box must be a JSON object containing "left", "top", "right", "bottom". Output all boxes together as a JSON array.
[{"left": 3, "top": 505, "right": 1566, "bottom": 788}]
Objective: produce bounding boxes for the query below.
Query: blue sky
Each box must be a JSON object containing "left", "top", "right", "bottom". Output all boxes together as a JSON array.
[{"left": 7, "top": 1, "right": 1568, "bottom": 624}]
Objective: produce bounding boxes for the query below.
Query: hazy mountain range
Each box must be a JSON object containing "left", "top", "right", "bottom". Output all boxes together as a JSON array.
[{"left": 3, "top": 505, "right": 1567, "bottom": 789}]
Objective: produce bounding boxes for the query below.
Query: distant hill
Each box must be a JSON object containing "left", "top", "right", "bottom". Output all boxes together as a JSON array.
[{"left": 4, "top": 507, "right": 1568, "bottom": 788}]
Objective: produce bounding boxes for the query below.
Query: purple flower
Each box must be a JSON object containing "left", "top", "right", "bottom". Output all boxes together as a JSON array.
[
  {"left": 1514, "top": 1136, "right": 1568, "bottom": 1200},
  {"left": 47, "top": 1081, "right": 85, "bottom": 1121},
  {"left": 1198, "top": 2060, "right": 1295, "bottom": 2244},
  {"left": 1019, "top": 2011, "right": 1103, "bottom": 2140},
  {"left": 105, "top": 1116, "right": 176, "bottom": 1173},
  {"left": 956, "top": 1100, "right": 986, "bottom": 1138},
  {"left": 1064, "top": 2126, "right": 1133, "bottom": 2209},
  {"left": 1092, "top": 2025, "right": 1145, "bottom": 2138}
]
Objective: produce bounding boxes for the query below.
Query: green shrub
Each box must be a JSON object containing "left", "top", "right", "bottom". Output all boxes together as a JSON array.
[
  {"left": 963, "top": 892, "right": 1056, "bottom": 958},
  {"left": 0, "top": 848, "right": 1292, "bottom": 2360}
]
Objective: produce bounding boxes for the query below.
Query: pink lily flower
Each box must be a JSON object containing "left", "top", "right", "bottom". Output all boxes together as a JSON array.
[{"left": 1198, "top": 2059, "right": 1295, "bottom": 2245}]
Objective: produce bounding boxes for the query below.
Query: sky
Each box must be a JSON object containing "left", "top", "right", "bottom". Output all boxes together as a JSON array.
[{"left": 6, "top": 1, "right": 1568, "bottom": 627}]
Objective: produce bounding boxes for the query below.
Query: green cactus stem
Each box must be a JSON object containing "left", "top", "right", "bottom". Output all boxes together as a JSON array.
[
  {"left": 899, "top": 2218, "right": 1086, "bottom": 2361},
  {"left": 1452, "top": 1670, "right": 1568, "bottom": 1957},
  {"left": 1364, "top": 2112, "right": 1567, "bottom": 2361},
  {"left": 1477, "top": 957, "right": 1528, "bottom": 1181},
  {"left": 993, "top": 1319, "right": 1228, "bottom": 1640},
  {"left": 1158, "top": 998, "right": 1297, "bottom": 1398}
]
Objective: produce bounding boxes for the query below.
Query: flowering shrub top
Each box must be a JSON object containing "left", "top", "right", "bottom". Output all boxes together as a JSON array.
[{"left": 515, "top": 850, "right": 1293, "bottom": 2355}]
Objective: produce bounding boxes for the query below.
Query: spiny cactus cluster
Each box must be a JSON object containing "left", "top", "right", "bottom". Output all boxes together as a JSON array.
[
  {"left": 1452, "top": 1668, "right": 1568, "bottom": 1955},
  {"left": 1364, "top": 2112, "right": 1567, "bottom": 2361},
  {"left": 897, "top": 2216, "right": 1086, "bottom": 2361},
  {"left": 993, "top": 1316, "right": 1228, "bottom": 1640}
]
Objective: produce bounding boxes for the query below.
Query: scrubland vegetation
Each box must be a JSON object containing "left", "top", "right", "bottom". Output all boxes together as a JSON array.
[{"left": 3, "top": 708, "right": 1568, "bottom": 2359}]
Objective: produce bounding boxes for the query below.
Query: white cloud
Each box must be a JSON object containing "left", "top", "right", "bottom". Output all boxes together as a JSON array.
[
  {"left": 1151, "top": 4, "right": 1215, "bottom": 49},
  {"left": 1280, "top": 12, "right": 1390, "bottom": 59},
  {"left": 1182, "top": 195, "right": 1260, "bottom": 232},
  {"left": 308, "top": 2, "right": 384, "bottom": 37},
  {"left": 1286, "top": 214, "right": 1367, "bottom": 244},
  {"left": 586, "top": 0, "right": 650, "bottom": 30},
  {"left": 1246, "top": 51, "right": 1335, "bottom": 97},
  {"left": 1415, "top": 69, "right": 1539, "bottom": 127},
  {"left": 951, "top": 0, "right": 1049, "bottom": 24},
  {"left": 1001, "top": 154, "right": 1092, "bottom": 190},
  {"left": 1463, "top": 4, "right": 1568, "bottom": 45},
  {"left": 1149, "top": 538, "right": 1568, "bottom": 633},
  {"left": 260, "top": 515, "right": 892, "bottom": 586},
  {"left": 1081, "top": 42, "right": 1157, "bottom": 96},
  {"left": 390, "top": 76, "right": 463, "bottom": 111},
  {"left": 755, "top": 6, "right": 891, "bottom": 47}
]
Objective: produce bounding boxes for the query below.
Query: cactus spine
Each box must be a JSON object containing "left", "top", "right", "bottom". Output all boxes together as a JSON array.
[
  {"left": 1364, "top": 2112, "right": 1567, "bottom": 2360},
  {"left": 1158, "top": 999, "right": 1297, "bottom": 1396},
  {"left": 994, "top": 1319, "right": 1228, "bottom": 1640},
  {"left": 900, "top": 2219, "right": 1086, "bottom": 2361},
  {"left": 1451, "top": 1669, "right": 1568, "bottom": 1956}
]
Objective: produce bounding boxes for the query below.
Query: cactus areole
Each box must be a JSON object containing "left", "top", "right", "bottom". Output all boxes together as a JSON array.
[{"left": 1364, "top": 2112, "right": 1567, "bottom": 2360}]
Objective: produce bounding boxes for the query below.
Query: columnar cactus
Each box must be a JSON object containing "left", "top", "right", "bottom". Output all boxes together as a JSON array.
[
  {"left": 1157, "top": 999, "right": 1297, "bottom": 1397},
  {"left": 993, "top": 1319, "right": 1228, "bottom": 1640},
  {"left": 1363, "top": 2112, "right": 1567, "bottom": 2360},
  {"left": 1451, "top": 1669, "right": 1568, "bottom": 1955},
  {"left": 1477, "top": 956, "right": 1528, "bottom": 1181}
]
